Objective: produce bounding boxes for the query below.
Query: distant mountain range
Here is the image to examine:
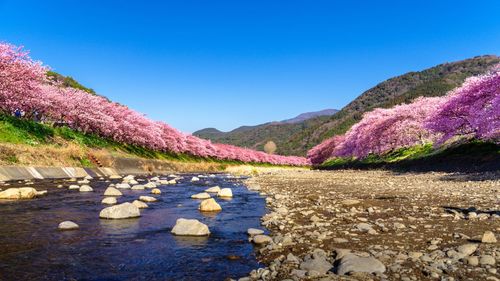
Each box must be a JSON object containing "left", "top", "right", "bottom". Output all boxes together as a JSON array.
[{"left": 197, "top": 55, "right": 500, "bottom": 156}]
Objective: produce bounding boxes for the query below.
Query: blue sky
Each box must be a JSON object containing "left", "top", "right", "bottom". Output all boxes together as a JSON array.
[{"left": 1, "top": 1, "right": 499, "bottom": 132}]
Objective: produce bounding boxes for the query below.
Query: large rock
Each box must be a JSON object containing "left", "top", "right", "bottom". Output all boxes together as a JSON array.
[
  {"left": 335, "top": 253, "right": 386, "bottom": 275},
  {"left": 191, "top": 177, "right": 200, "bottom": 182},
  {"left": 481, "top": 231, "right": 497, "bottom": 243},
  {"left": 199, "top": 198, "right": 222, "bottom": 212},
  {"left": 144, "top": 182, "right": 157, "bottom": 189},
  {"left": 102, "top": 197, "right": 117, "bottom": 205},
  {"left": 457, "top": 244, "right": 478, "bottom": 256},
  {"left": 300, "top": 251, "right": 333, "bottom": 275},
  {"left": 151, "top": 188, "right": 161, "bottom": 195},
  {"left": 191, "top": 192, "right": 211, "bottom": 199},
  {"left": 205, "top": 186, "right": 221, "bottom": 193},
  {"left": 171, "top": 218, "right": 210, "bottom": 236},
  {"left": 247, "top": 228, "right": 265, "bottom": 236},
  {"left": 132, "top": 200, "right": 148, "bottom": 209},
  {"left": 104, "top": 187, "right": 122, "bottom": 196},
  {"left": 115, "top": 183, "right": 131, "bottom": 189},
  {"left": 139, "top": 196, "right": 157, "bottom": 202},
  {"left": 0, "top": 187, "right": 37, "bottom": 199},
  {"left": 217, "top": 188, "right": 233, "bottom": 198},
  {"left": 252, "top": 234, "right": 272, "bottom": 244},
  {"left": 79, "top": 185, "right": 93, "bottom": 192},
  {"left": 131, "top": 185, "right": 145, "bottom": 190},
  {"left": 99, "top": 202, "right": 141, "bottom": 219},
  {"left": 58, "top": 221, "right": 79, "bottom": 230}
]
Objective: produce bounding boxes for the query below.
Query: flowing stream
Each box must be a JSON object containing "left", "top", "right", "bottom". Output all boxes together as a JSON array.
[{"left": 0, "top": 174, "right": 267, "bottom": 280}]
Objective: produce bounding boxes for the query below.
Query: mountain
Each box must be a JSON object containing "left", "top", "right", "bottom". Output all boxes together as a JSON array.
[
  {"left": 280, "top": 109, "right": 339, "bottom": 124},
  {"left": 193, "top": 109, "right": 339, "bottom": 152},
  {"left": 196, "top": 55, "right": 500, "bottom": 156}
]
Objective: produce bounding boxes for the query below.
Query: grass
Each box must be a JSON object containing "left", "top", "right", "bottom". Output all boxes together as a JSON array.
[
  {"left": 319, "top": 141, "right": 500, "bottom": 172},
  {"left": 0, "top": 113, "right": 304, "bottom": 168}
]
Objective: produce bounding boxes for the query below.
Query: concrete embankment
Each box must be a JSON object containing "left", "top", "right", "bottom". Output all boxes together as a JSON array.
[{"left": 0, "top": 156, "right": 225, "bottom": 181}]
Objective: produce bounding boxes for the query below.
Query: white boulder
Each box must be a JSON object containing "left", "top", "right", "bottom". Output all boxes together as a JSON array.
[
  {"left": 171, "top": 218, "right": 210, "bottom": 236},
  {"left": 99, "top": 202, "right": 140, "bottom": 219}
]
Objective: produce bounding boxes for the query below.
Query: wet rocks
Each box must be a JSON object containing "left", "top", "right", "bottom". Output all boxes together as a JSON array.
[
  {"left": 0, "top": 187, "right": 37, "bottom": 199},
  {"left": 247, "top": 228, "right": 265, "bottom": 236},
  {"left": 481, "top": 231, "right": 497, "bottom": 243},
  {"left": 191, "top": 177, "right": 200, "bottom": 182},
  {"left": 132, "top": 200, "right": 148, "bottom": 209},
  {"left": 101, "top": 197, "right": 117, "bottom": 205},
  {"left": 144, "top": 182, "right": 157, "bottom": 189},
  {"left": 191, "top": 192, "right": 211, "bottom": 199},
  {"left": 139, "top": 196, "right": 157, "bottom": 202},
  {"left": 151, "top": 188, "right": 161, "bottom": 195},
  {"left": 68, "top": 185, "right": 80, "bottom": 190},
  {"left": 131, "top": 185, "right": 145, "bottom": 190},
  {"left": 217, "top": 188, "right": 233, "bottom": 198},
  {"left": 198, "top": 198, "right": 222, "bottom": 212},
  {"left": 58, "top": 221, "right": 79, "bottom": 230},
  {"left": 79, "top": 185, "right": 93, "bottom": 192},
  {"left": 104, "top": 187, "right": 122, "bottom": 196},
  {"left": 252, "top": 235, "right": 272, "bottom": 245},
  {"left": 335, "top": 253, "right": 386, "bottom": 275},
  {"left": 171, "top": 218, "right": 210, "bottom": 236},
  {"left": 205, "top": 186, "right": 221, "bottom": 193},
  {"left": 99, "top": 202, "right": 140, "bottom": 219},
  {"left": 115, "top": 183, "right": 131, "bottom": 189}
]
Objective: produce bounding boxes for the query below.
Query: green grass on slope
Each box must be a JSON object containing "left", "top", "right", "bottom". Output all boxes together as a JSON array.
[
  {"left": 318, "top": 141, "right": 500, "bottom": 172},
  {"left": 0, "top": 114, "right": 301, "bottom": 168}
]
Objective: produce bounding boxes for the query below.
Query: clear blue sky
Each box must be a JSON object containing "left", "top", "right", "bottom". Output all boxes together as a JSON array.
[{"left": 1, "top": 1, "right": 499, "bottom": 132}]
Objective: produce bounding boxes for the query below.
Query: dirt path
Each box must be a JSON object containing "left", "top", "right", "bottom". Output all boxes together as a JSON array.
[{"left": 242, "top": 170, "right": 499, "bottom": 281}]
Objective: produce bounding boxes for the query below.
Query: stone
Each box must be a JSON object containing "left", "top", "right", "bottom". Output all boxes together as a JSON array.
[
  {"left": 199, "top": 198, "right": 222, "bottom": 212},
  {"left": 466, "top": 256, "right": 479, "bottom": 266},
  {"left": 300, "top": 254, "right": 333, "bottom": 275},
  {"left": 128, "top": 180, "right": 139, "bottom": 185},
  {"left": 151, "top": 188, "right": 161, "bottom": 195},
  {"left": 205, "top": 186, "right": 221, "bottom": 193},
  {"left": 341, "top": 199, "right": 360, "bottom": 206},
  {"left": 247, "top": 228, "right": 265, "bottom": 236},
  {"left": 457, "top": 244, "right": 478, "bottom": 256},
  {"left": 191, "top": 192, "right": 211, "bottom": 199},
  {"left": 479, "top": 255, "right": 496, "bottom": 266},
  {"left": 123, "top": 175, "right": 135, "bottom": 181},
  {"left": 68, "top": 185, "right": 80, "bottom": 190},
  {"left": 131, "top": 185, "right": 145, "bottom": 190},
  {"left": 99, "top": 202, "right": 140, "bottom": 219},
  {"left": 335, "top": 253, "right": 386, "bottom": 275},
  {"left": 191, "top": 177, "right": 200, "bottom": 182},
  {"left": 171, "top": 218, "right": 210, "bottom": 236},
  {"left": 139, "top": 196, "right": 157, "bottom": 202},
  {"left": 356, "top": 223, "right": 375, "bottom": 233},
  {"left": 77, "top": 179, "right": 90, "bottom": 184},
  {"left": 79, "top": 185, "right": 93, "bottom": 192},
  {"left": 101, "top": 197, "right": 117, "bottom": 205},
  {"left": 481, "top": 231, "right": 497, "bottom": 243},
  {"left": 217, "top": 188, "right": 233, "bottom": 198},
  {"left": 58, "top": 221, "right": 79, "bottom": 230},
  {"left": 109, "top": 175, "right": 122, "bottom": 179},
  {"left": 144, "top": 182, "right": 157, "bottom": 189},
  {"left": 132, "top": 200, "right": 148, "bottom": 209},
  {"left": 36, "top": 190, "right": 48, "bottom": 196},
  {"left": 116, "top": 183, "right": 131, "bottom": 189},
  {"left": 333, "top": 238, "right": 349, "bottom": 243},
  {"left": 0, "top": 187, "right": 37, "bottom": 199},
  {"left": 104, "top": 187, "right": 122, "bottom": 196},
  {"left": 310, "top": 215, "right": 321, "bottom": 222},
  {"left": 252, "top": 234, "right": 273, "bottom": 245}
]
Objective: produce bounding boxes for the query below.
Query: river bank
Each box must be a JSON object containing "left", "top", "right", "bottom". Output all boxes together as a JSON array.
[{"left": 242, "top": 169, "right": 499, "bottom": 280}]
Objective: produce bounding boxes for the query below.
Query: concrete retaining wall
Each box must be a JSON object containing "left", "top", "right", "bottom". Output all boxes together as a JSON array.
[{"left": 0, "top": 164, "right": 175, "bottom": 182}]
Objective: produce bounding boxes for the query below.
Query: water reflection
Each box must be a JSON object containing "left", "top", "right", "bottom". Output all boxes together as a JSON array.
[{"left": 0, "top": 174, "right": 266, "bottom": 281}]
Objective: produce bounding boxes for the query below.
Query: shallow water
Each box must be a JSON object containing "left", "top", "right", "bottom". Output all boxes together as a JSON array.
[{"left": 0, "top": 174, "right": 267, "bottom": 281}]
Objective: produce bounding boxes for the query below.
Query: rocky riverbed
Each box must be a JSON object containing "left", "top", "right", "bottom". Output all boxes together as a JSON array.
[{"left": 241, "top": 169, "right": 499, "bottom": 281}]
